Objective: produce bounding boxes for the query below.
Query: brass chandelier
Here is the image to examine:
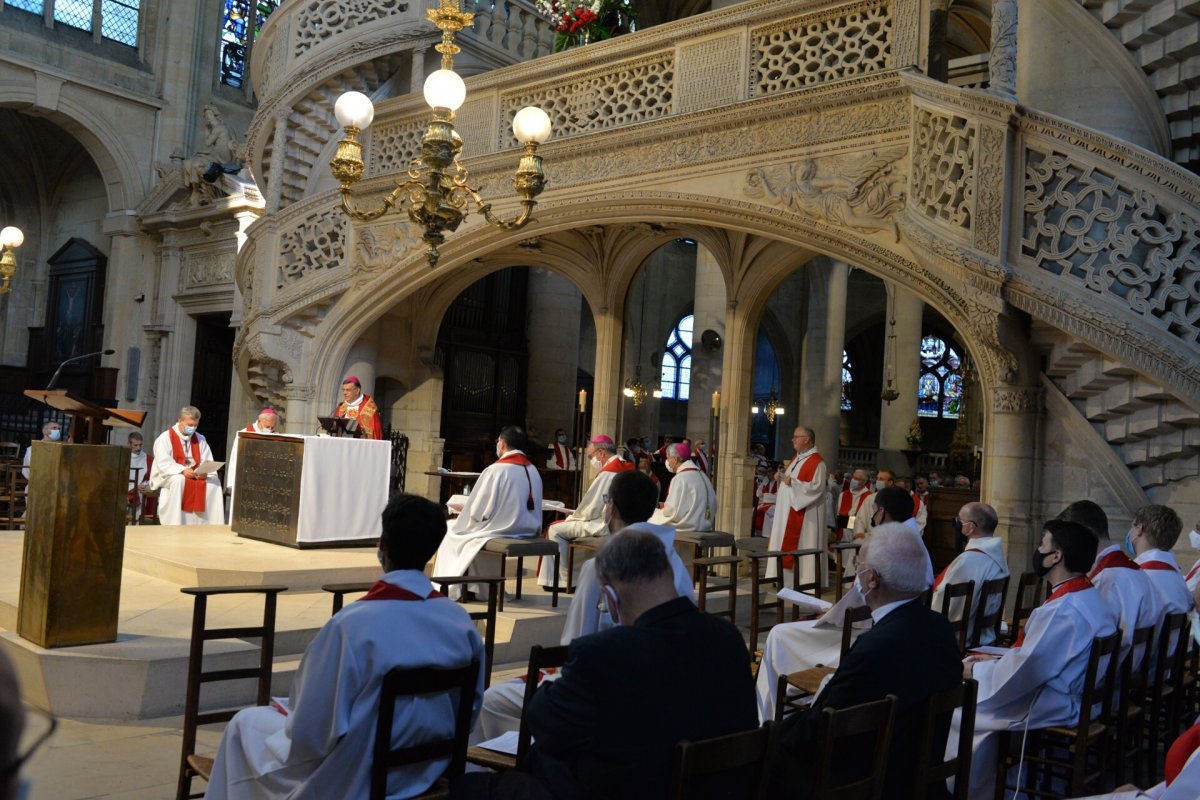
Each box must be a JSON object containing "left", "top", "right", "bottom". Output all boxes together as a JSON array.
[{"left": 329, "top": 0, "right": 553, "bottom": 267}]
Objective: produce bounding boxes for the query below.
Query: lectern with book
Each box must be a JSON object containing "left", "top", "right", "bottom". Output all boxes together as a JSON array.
[{"left": 17, "top": 390, "right": 145, "bottom": 648}]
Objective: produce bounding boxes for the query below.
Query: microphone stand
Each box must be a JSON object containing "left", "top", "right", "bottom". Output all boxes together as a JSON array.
[{"left": 46, "top": 349, "right": 116, "bottom": 391}]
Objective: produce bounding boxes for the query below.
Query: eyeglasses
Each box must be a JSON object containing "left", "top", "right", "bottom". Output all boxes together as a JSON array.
[{"left": 0, "top": 704, "right": 56, "bottom": 781}]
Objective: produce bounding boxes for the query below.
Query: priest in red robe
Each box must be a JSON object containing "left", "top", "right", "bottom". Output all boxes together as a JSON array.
[
  {"left": 149, "top": 406, "right": 224, "bottom": 525},
  {"left": 332, "top": 376, "right": 383, "bottom": 439},
  {"left": 765, "top": 425, "right": 828, "bottom": 588}
]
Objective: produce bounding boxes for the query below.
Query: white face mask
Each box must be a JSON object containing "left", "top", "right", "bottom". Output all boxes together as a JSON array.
[
  {"left": 1190, "top": 529, "right": 1200, "bottom": 550},
  {"left": 853, "top": 568, "right": 872, "bottom": 599},
  {"left": 850, "top": 478, "right": 862, "bottom": 491},
  {"left": 601, "top": 585, "right": 621, "bottom": 625},
  {"left": 47, "top": 429, "right": 62, "bottom": 441},
  {"left": 589, "top": 456, "right": 602, "bottom": 469},
  {"left": 874, "top": 479, "right": 886, "bottom": 491},
  {"left": 557, "top": 435, "right": 567, "bottom": 444},
  {"left": 495, "top": 444, "right": 503, "bottom": 459}
]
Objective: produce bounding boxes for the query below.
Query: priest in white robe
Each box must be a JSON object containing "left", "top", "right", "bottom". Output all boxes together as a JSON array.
[
  {"left": 765, "top": 426, "right": 827, "bottom": 588},
  {"left": 206, "top": 494, "right": 484, "bottom": 800},
  {"left": 648, "top": 443, "right": 716, "bottom": 533},
  {"left": 537, "top": 435, "right": 633, "bottom": 588},
  {"left": 476, "top": 470, "right": 695, "bottom": 744},
  {"left": 931, "top": 502, "right": 1009, "bottom": 646},
  {"left": 949, "top": 519, "right": 1118, "bottom": 798},
  {"left": 225, "top": 408, "right": 280, "bottom": 501},
  {"left": 150, "top": 406, "right": 224, "bottom": 525},
  {"left": 434, "top": 426, "right": 543, "bottom": 600},
  {"left": 545, "top": 428, "right": 577, "bottom": 471},
  {"left": 834, "top": 469, "right": 872, "bottom": 544}
]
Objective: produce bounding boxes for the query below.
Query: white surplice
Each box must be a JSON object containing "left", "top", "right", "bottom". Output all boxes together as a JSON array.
[
  {"left": 433, "top": 450, "right": 543, "bottom": 599},
  {"left": 1091, "top": 545, "right": 1163, "bottom": 668},
  {"left": 545, "top": 442, "right": 577, "bottom": 471},
  {"left": 648, "top": 460, "right": 716, "bottom": 533},
  {"left": 475, "top": 521, "right": 696, "bottom": 744},
  {"left": 947, "top": 581, "right": 1118, "bottom": 798},
  {"left": 150, "top": 425, "right": 225, "bottom": 525},
  {"left": 206, "top": 570, "right": 484, "bottom": 800},
  {"left": 931, "top": 535, "right": 1010, "bottom": 646},
  {"left": 536, "top": 459, "right": 629, "bottom": 587},
  {"left": 765, "top": 448, "right": 827, "bottom": 586},
  {"left": 1136, "top": 548, "right": 1194, "bottom": 615},
  {"left": 754, "top": 585, "right": 870, "bottom": 722}
]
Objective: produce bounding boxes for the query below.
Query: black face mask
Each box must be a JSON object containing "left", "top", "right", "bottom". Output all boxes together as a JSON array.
[
  {"left": 1031, "top": 548, "right": 1055, "bottom": 578},
  {"left": 954, "top": 518, "right": 966, "bottom": 547}
]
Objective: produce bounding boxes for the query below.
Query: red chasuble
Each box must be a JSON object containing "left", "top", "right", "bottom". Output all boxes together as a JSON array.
[
  {"left": 334, "top": 394, "right": 383, "bottom": 440},
  {"left": 358, "top": 580, "right": 443, "bottom": 601},
  {"left": 168, "top": 428, "right": 206, "bottom": 513},
  {"left": 781, "top": 452, "right": 823, "bottom": 568},
  {"left": 1012, "top": 575, "right": 1092, "bottom": 648}
]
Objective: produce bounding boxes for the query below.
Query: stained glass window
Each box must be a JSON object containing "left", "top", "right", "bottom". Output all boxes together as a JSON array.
[
  {"left": 4, "top": 0, "right": 139, "bottom": 45},
  {"left": 221, "top": 0, "right": 278, "bottom": 89},
  {"left": 661, "top": 314, "right": 693, "bottom": 400},
  {"left": 917, "top": 334, "right": 962, "bottom": 419},
  {"left": 840, "top": 350, "right": 853, "bottom": 411}
]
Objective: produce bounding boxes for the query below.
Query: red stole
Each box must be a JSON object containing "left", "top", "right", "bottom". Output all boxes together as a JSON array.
[
  {"left": 1013, "top": 575, "right": 1092, "bottom": 648},
  {"left": 551, "top": 443, "right": 569, "bottom": 469},
  {"left": 913, "top": 494, "right": 922, "bottom": 517},
  {"left": 932, "top": 547, "right": 988, "bottom": 591},
  {"left": 1139, "top": 560, "right": 1179, "bottom": 572},
  {"left": 168, "top": 428, "right": 206, "bottom": 513},
  {"left": 359, "top": 580, "right": 443, "bottom": 601},
  {"left": 782, "top": 452, "right": 823, "bottom": 568},
  {"left": 600, "top": 457, "right": 635, "bottom": 475},
  {"left": 496, "top": 451, "right": 536, "bottom": 511},
  {"left": 244, "top": 424, "right": 256, "bottom": 432},
  {"left": 1089, "top": 550, "right": 1139, "bottom": 579},
  {"left": 1186, "top": 562, "right": 1200, "bottom": 583}
]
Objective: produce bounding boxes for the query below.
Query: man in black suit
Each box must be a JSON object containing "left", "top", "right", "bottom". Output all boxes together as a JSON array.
[
  {"left": 769, "top": 522, "right": 963, "bottom": 799},
  {"left": 521, "top": 529, "right": 757, "bottom": 800}
]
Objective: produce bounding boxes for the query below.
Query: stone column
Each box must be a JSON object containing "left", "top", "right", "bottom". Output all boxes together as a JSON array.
[
  {"left": 715, "top": 299, "right": 756, "bottom": 538},
  {"left": 101, "top": 213, "right": 153, "bottom": 407},
  {"left": 877, "top": 284, "right": 922, "bottom": 475},
  {"left": 591, "top": 305, "right": 624, "bottom": 486},
  {"left": 686, "top": 247, "right": 726, "bottom": 442},
  {"left": 990, "top": 0, "right": 1017, "bottom": 96},
  {"left": 983, "top": 386, "right": 1043, "bottom": 579},
  {"left": 798, "top": 261, "right": 848, "bottom": 470},
  {"left": 525, "top": 268, "right": 582, "bottom": 444}
]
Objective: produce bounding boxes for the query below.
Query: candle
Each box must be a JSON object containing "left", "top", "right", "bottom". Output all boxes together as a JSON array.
[
  {"left": 578, "top": 389, "right": 587, "bottom": 412},
  {"left": 711, "top": 390, "right": 720, "bottom": 413}
]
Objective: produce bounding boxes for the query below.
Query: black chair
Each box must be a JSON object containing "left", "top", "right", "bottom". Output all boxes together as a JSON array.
[
  {"left": 936, "top": 580, "right": 975, "bottom": 653},
  {"left": 912, "top": 679, "right": 977, "bottom": 800},
  {"left": 1113, "top": 624, "right": 1155, "bottom": 787},
  {"left": 671, "top": 722, "right": 773, "bottom": 800},
  {"left": 968, "top": 576, "right": 1010, "bottom": 649},
  {"left": 1003, "top": 572, "right": 1044, "bottom": 646},
  {"left": 370, "top": 659, "right": 480, "bottom": 800},
  {"left": 812, "top": 695, "right": 898, "bottom": 800},
  {"left": 1145, "top": 612, "right": 1189, "bottom": 778},
  {"left": 176, "top": 585, "right": 287, "bottom": 800}
]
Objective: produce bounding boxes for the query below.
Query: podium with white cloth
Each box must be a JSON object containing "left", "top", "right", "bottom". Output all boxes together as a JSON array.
[{"left": 229, "top": 432, "right": 390, "bottom": 547}]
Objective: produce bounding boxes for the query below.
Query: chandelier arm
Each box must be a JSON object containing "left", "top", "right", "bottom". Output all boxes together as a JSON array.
[
  {"left": 478, "top": 202, "right": 536, "bottom": 232},
  {"left": 338, "top": 185, "right": 408, "bottom": 223}
]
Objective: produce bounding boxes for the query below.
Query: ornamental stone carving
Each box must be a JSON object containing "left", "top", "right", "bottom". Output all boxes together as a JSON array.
[
  {"left": 293, "top": 0, "right": 410, "bottom": 58},
  {"left": 182, "top": 252, "right": 235, "bottom": 288},
  {"left": 1021, "top": 147, "right": 1200, "bottom": 347},
  {"left": 278, "top": 210, "right": 347, "bottom": 286},
  {"left": 354, "top": 221, "right": 421, "bottom": 277},
  {"left": 974, "top": 124, "right": 1006, "bottom": 255},
  {"left": 751, "top": 0, "right": 893, "bottom": 97},
  {"left": 991, "top": 386, "right": 1044, "bottom": 414},
  {"left": 744, "top": 147, "right": 907, "bottom": 240},
  {"left": 367, "top": 116, "right": 428, "bottom": 178},
  {"left": 911, "top": 106, "right": 976, "bottom": 233}
]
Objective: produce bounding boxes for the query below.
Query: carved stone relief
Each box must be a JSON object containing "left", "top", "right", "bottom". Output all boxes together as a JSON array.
[
  {"left": 367, "top": 115, "right": 427, "bottom": 179},
  {"left": 991, "top": 386, "right": 1043, "bottom": 414},
  {"left": 182, "top": 251, "right": 235, "bottom": 289},
  {"left": 354, "top": 221, "right": 421, "bottom": 278},
  {"left": 278, "top": 209, "right": 347, "bottom": 286},
  {"left": 911, "top": 106, "right": 976, "bottom": 232},
  {"left": 293, "top": 0, "right": 410, "bottom": 58},
  {"left": 974, "top": 124, "right": 1006, "bottom": 256}
]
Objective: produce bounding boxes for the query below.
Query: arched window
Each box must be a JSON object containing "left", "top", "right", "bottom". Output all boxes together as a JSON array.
[
  {"left": 917, "top": 334, "right": 962, "bottom": 419},
  {"left": 840, "top": 350, "right": 853, "bottom": 411},
  {"left": 3, "top": 0, "right": 139, "bottom": 46},
  {"left": 220, "top": 0, "right": 278, "bottom": 88},
  {"left": 660, "top": 314, "right": 693, "bottom": 400}
]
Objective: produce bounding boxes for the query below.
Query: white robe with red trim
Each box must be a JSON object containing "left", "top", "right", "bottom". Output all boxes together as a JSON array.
[
  {"left": 947, "top": 581, "right": 1118, "bottom": 797},
  {"left": 150, "top": 425, "right": 224, "bottom": 525},
  {"left": 206, "top": 570, "right": 484, "bottom": 800},
  {"left": 1092, "top": 544, "right": 1163, "bottom": 668},
  {"left": 1136, "top": 549, "right": 1194, "bottom": 615},
  {"left": 536, "top": 457, "right": 632, "bottom": 587},
  {"left": 765, "top": 447, "right": 827, "bottom": 585},
  {"left": 545, "top": 442, "right": 577, "bottom": 471},
  {"left": 434, "top": 450, "right": 543, "bottom": 597},
  {"left": 930, "top": 534, "right": 1010, "bottom": 646},
  {"left": 225, "top": 422, "right": 278, "bottom": 497},
  {"left": 648, "top": 460, "right": 716, "bottom": 532}
]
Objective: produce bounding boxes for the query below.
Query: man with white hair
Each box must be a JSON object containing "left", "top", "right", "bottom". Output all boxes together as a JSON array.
[
  {"left": 766, "top": 426, "right": 827, "bottom": 588},
  {"left": 648, "top": 442, "right": 716, "bottom": 532},
  {"left": 150, "top": 406, "right": 225, "bottom": 525},
  {"left": 834, "top": 468, "right": 873, "bottom": 543},
  {"left": 537, "top": 434, "right": 633, "bottom": 589},
  {"left": 766, "top": 523, "right": 962, "bottom": 798},
  {"left": 226, "top": 408, "right": 280, "bottom": 500}
]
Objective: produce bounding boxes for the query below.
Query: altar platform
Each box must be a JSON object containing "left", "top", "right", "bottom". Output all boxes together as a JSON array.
[{"left": 0, "top": 525, "right": 569, "bottom": 720}]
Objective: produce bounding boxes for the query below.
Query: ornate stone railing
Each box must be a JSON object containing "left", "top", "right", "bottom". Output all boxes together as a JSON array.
[{"left": 251, "top": 0, "right": 555, "bottom": 101}]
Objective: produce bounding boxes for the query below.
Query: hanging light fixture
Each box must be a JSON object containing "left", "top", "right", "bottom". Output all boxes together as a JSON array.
[
  {"left": 881, "top": 285, "right": 900, "bottom": 404},
  {"left": 624, "top": 365, "right": 649, "bottom": 407},
  {"left": 751, "top": 362, "right": 785, "bottom": 422},
  {"left": 330, "top": 0, "right": 553, "bottom": 267},
  {"left": 0, "top": 226, "right": 24, "bottom": 295}
]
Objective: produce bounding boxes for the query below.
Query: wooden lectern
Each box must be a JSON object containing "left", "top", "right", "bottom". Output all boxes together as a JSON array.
[{"left": 17, "top": 390, "right": 145, "bottom": 648}]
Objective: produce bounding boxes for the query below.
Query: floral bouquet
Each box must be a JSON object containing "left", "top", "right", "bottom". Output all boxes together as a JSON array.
[
  {"left": 906, "top": 418, "right": 923, "bottom": 449},
  {"left": 535, "top": 0, "right": 635, "bottom": 51}
]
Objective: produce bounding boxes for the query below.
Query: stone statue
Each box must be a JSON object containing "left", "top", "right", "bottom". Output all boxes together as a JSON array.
[
  {"left": 177, "top": 105, "right": 248, "bottom": 207},
  {"left": 745, "top": 147, "right": 908, "bottom": 241}
]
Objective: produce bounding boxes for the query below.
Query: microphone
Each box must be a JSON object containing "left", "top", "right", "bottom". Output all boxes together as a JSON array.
[{"left": 46, "top": 349, "right": 116, "bottom": 391}]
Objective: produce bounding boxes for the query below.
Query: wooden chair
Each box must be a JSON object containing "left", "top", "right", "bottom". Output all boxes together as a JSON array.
[
  {"left": 746, "top": 547, "right": 824, "bottom": 656},
  {"left": 465, "top": 644, "right": 570, "bottom": 771},
  {"left": 1113, "top": 624, "right": 1155, "bottom": 788},
  {"left": 1002, "top": 572, "right": 1044, "bottom": 646},
  {"left": 993, "top": 629, "right": 1120, "bottom": 800},
  {"left": 812, "top": 695, "right": 898, "bottom": 800},
  {"left": 696, "top": 554, "right": 741, "bottom": 623},
  {"left": 1145, "top": 612, "right": 1189, "bottom": 778},
  {"left": 479, "top": 536, "right": 559, "bottom": 611},
  {"left": 912, "top": 679, "right": 977, "bottom": 800},
  {"left": 775, "top": 604, "right": 873, "bottom": 720},
  {"left": 565, "top": 536, "right": 603, "bottom": 592},
  {"left": 671, "top": 722, "right": 773, "bottom": 800},
  {"left": 176, "top": 585, "right": 287, "bottom": 800},
  {"left": 676, "top": 530, "right": 738, "bottom": 581},
  {"left": 0, "top": 441, "right": 20, "bottom": 461},
  {"left": 968, "top": 576, "right": 1010, "bottom": 649},
  {"left": 369, "top": 659, "right": 480, "bottom": 800},
  {"left": 936, "top": 580, "right": 975, "bottom": 653},
  {"left": 831, "top": 541, "right": 862, "bottom": 602},
  {"left": 322, "top": 577, "right": 503, "bottom": 689}
]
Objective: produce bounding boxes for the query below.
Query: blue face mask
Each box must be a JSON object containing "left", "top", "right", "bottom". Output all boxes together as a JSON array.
[
  {"left": 47, "top": 429, "right": 61, "bottom": 442},
  {"left": 182, "top": 425, "right": 197, "bottom": 436},
  {"left": 1124, "top": 528, "right": 1136, "bottom": 557}
]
